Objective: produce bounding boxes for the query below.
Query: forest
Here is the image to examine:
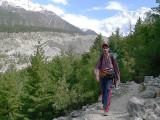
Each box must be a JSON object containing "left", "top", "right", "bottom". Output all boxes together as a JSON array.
[
  {"left": 0, "top": 25, "right": 81, "bottom": 34},
  {"left": 0, "top": 12, "right": 160, "bottom": 119}
]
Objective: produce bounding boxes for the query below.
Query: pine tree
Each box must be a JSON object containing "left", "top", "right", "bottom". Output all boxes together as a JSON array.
[
  {"left": 52, "top": 76, "right": 71, "bottom": 117},
  {"left": 128, "top": 19, "right": 132, "bottom": 35},
  {"left": 0, "top": 69, "right": 24, "bottom": 120},
  {"left": 134, "top": 17, "right": 142, "bottom": 32},
  {"left": 18, "top": 43, "right": 54, "bottom": 119},
  {"left": 90, "top": 34, "right": 105, "bottom": 53}
]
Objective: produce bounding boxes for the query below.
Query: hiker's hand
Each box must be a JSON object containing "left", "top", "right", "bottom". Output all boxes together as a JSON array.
[
  {"left": 96, "top": 76, "right": 99, "bottom": 82},
  {"left": 118, "top": 80, "right": 121, "bottom": 86}
]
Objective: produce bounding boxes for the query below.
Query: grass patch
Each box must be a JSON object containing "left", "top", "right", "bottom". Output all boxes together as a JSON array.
[{"left": 115, "top": 94, "right": 121, "bottom": 98}]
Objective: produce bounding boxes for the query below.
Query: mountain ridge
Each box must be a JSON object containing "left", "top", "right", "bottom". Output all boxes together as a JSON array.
[{"left": 0, "top": 0, "right": 98, "bottom": 35}]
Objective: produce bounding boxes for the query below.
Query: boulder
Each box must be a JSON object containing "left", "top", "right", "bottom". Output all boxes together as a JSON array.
[
  {"left": 127, "top": 97, "right": 146, "bottom": 118},
  {"left": 144, "top": 100, "right": 158, "bottom": 110},
  {"left": 139, "top": 87, "right": 157, "bottom": 98},
  {"left": 144, "top": 76, "right": 154, "bottom": 83},
  {"left": 153, "top": 83, "right": 159, "bottom": 86},
  {"left": 154, "top": 106, "right": 160, "bottom": 115},
  {"left": 143, "top": 109, "right": 159, "bottom": 120},
  {"left": 155, "top": 77, "right": 160, "bottom": 83}
]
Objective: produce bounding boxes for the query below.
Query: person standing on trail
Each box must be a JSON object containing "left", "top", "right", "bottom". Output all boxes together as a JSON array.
[{"left": 95, "top": 43, "right": 120, "bottom": 116}]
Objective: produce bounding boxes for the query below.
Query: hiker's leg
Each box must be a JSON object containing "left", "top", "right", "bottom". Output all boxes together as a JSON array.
[
  {"left": 108, "top": 78, "right": 115, "bottom": 106},
  {"left": 100, "top": 77, "right": 106, "bottom": 106},
  {"left": 102, "top": 77, "right": 108, "bottom": 110},
  {"left": 105, "top": 78, "right": 114, "bottom": 111}
]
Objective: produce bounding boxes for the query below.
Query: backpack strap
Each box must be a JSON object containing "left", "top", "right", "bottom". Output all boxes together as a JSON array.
[
  {"left": 100, "top": 54, "right": 104, "bottom": 69},
  {"left": 110, "top": 53, "right": 114, "bottom": 69},
  {"left": 100, "top": 53, "right": 115, "bottom": 69}
]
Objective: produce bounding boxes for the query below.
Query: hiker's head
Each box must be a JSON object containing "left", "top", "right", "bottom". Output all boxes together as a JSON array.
[
  {"left": 102, "top": 43, "right": 109, "bottom": 49},
  {"left": 102, "top": 43, "right": 109, "bottom": 54}
]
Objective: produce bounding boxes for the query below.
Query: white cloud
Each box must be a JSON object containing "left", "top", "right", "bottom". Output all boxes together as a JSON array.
[
  {"left": 86, "top": 1, "right": 127, "bottom": 12},
  {"left": 87, "top": 7, "right": 103, "bottom": 11},
  {"left": 62, "top": 14, "right": 110, "bottom": 36},
  {"left": 50, "top": 0, "right": 68, "bottom": 5},
  {"left": 62, "top": 7, "right": 150, "bottom": 37},
  {"left": 44, "top": 4, "right": 65, "bottom": 15},
  {"left": 62, "top": 14, "right": 100, "bottom": 30},
  {"left": 105, "top": 1, "right": 126, "bottom": 11}
]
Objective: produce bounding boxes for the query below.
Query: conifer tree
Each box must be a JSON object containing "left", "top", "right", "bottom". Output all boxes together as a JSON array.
[
  {"left": 90, "top": 34, "right": 105, "bottom": 53},
  {"left": 134, "top": 17, "right": 142, "bottom": 32},
  {"left": 0, "top": 68, "right": 24, "bottom": 120},
  {"left": 18, "top": 43, "right": 54, "bottom": 120},
  {"left": 52, "top": 76, "right": 71, "bottom": 116}
]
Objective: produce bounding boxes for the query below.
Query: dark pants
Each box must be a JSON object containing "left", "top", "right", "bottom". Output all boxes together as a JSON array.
[{"left": 100, "top": 77, "right": 114, "bottom": 111}]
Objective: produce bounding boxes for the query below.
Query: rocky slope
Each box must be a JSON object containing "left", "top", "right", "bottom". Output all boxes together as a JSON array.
[{"left": 0, "top": 32, "right": 107, "bottom": 72}]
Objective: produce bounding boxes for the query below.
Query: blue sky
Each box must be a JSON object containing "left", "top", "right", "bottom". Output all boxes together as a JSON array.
[
  {"left": 30, "top": 0, "right": 158, "bottom": 19},
  {"left": 28, "top": 0, "right": 159, "bottom": 36}
]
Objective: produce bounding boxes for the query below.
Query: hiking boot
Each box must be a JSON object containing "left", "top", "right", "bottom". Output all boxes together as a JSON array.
[{"left": 102, "top": 111, "right": 108, "bottom": 116}]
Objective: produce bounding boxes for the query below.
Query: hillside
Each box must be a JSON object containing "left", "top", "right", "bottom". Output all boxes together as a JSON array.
[
  {"left": 0, "top": 32, "right": 107, "bottom": 72},
  {"left": 0, "top": 0, "right": 98, "bottom": 35}
]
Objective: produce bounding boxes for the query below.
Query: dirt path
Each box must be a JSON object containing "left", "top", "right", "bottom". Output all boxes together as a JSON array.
[{"left": 75, "top": 83, "right": 140, "bottom": 120}]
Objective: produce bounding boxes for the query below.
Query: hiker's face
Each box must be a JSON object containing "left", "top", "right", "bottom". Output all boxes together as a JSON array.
[{"left": 103, "top": 46, "right": 109, "bottom": 54}]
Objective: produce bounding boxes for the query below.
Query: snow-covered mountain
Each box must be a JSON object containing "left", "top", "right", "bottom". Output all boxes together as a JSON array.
[
  {"left": 98, "top": 7, "right": 151, "bottom": 37},
  {"left": 81, "top": 28, "right": 98, "bottom": 35},
  {"left": 0, "top": 0, "right": 153, "bottom": 37},
  {"left": 0, "top": 0, "right": 50, "bottom": 13},
  {"left": 0, "top": 0, "right": 86, "bottom": 34}
]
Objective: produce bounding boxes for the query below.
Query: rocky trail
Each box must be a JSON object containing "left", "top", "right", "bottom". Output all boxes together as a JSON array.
[
  {"left": 72, "top": 82, "right": 140, "bottom": 120},
  {"left": 54, "top": 76, "right": 160, "bottom": 120},
  {"left": 54, "top": 82, "right": 141, "bottom": 120},
  {"left": 105, "top": 83, "right": 139, "bottom": 120}
]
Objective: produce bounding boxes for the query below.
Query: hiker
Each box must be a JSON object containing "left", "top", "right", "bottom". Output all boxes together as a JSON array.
[{"left": 95, "top": 43, "right": 120, "bottom": 116}]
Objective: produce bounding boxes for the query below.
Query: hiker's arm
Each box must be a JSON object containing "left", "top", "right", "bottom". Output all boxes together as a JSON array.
[
  {"left": 95, "top": 57, "right": 101, "bottom": 79},
  {"left": 113, "top": 55, "right": 120, "bottom": 81}
]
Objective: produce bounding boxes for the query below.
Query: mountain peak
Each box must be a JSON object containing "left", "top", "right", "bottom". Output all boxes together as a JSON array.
[{"left": 0, "top": 0, "right": 47, "bottom": 12}]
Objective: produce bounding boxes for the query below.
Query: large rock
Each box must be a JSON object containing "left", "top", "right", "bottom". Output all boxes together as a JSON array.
[
  {"left": 144, "top": 100, "right": 158, "bottom": 110},
  {"left": 127, "top": 97, "right": 146, "bottom": 118},
  {"left": 127, "top": 97, "right": 160, "bottom": 119},
  {"left": 155, "top": 77, "right": 160, "bottom": 83},
  {"left": 139, "top": 87, "right": 157, "bottom": 98},
  {"left": 143, "top": 109, "right": 159, "bottom": 120},
  {"left": 154, "top": 106, "right": 160, "bottom": 115},
  {"left": 144, "top": 76, "right": 154, "bottom": 83}
]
